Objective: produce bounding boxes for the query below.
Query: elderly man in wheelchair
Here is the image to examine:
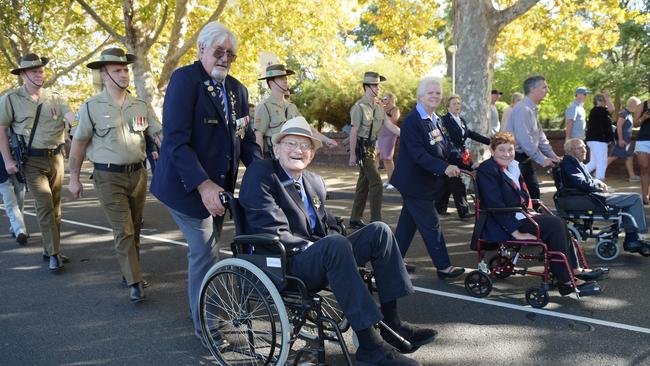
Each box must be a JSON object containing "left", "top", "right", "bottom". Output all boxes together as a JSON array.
[
  {"left": 203, "top": 117, "right": 435, "bottom": 366},
  {"left": 558, "top": 138, "right": 650, "bottom": 258}
]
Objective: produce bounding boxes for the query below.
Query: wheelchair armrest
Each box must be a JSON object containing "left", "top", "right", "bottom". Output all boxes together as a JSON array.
[
  {"left": 234, "top": 233, "right": 280, "bottom": 246},
  {"left": 483, "top": 207, "right": 525, "bottom": 213}
]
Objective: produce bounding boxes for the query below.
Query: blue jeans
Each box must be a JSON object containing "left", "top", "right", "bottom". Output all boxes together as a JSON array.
[
  {"left": 0, "top": 175, "right": 26, "bottom": 237},
  {"left": 167, "top": 207, "right": 224, "bottom": 333}
]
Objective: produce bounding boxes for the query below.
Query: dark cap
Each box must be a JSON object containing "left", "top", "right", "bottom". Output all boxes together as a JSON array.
[{"left": 491, "top": 89, "right": 503, "bottom": 95}]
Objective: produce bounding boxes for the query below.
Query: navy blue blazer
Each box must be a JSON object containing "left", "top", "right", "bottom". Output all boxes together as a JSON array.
[
  {"left": 559, "top": 155, "right": 601, "bottom": 192},
  {"left": 440, "top": 112, "right": 490, "bottom": 151},
  {"left": 390, "top": 106, "right": 451, "bottom": 200},
  {"left": 476, "top": 157, "right": 531, "bottom": 242},
  {"left": 239, "top": 159, "right": 336, "bottom": 253},
  {"left": 151, "top": 61, "right": 262, "bottom": 218}
]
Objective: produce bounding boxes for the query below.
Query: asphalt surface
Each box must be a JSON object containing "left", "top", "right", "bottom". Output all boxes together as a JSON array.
[{"left": 1, "top": 163, "right": 650, "bottom": 366}]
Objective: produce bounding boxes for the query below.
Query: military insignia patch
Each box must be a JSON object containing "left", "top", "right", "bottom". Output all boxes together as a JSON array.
[{"left": 71, "top": 113, "right": 79, "bottom": 127}]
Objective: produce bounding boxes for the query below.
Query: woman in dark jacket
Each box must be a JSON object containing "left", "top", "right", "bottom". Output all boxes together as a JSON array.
[
  {"left": 585, "top": 93, "right": 614, "bottom": 180},
  {"left": 477, "top": 132, "right": 603, "bottom": 296}
]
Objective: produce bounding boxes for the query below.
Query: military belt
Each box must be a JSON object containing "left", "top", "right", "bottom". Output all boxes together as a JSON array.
[
  {"left": 94, "top": 162, "right": 144, "bottom": 173},
  {"left": 28, "top": 145, "right": 64, "bottom": 157}
]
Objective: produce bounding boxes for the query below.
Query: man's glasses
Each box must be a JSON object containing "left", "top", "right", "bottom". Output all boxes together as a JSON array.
[
  {"left": 281, "top": 141, "right": 313, "bottom": 152},
  {"left": 210, "top": 47, "right": 237, "bottom": 62}
]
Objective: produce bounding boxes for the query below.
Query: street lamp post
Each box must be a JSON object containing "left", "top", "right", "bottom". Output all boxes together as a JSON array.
[{"left": 448, "top": 44, "right": 457, "bottom": 95}]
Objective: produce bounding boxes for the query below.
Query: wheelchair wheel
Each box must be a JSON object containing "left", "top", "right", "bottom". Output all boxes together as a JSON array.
[
  {"left": 488, "top": 255, "right": 513, "bottom": 279},
  {"left": 464, "top": 270, "right": 492, "bottom": 298},
  {"left": 199, "top": 258, "right": 291, "bottom": 366},
  {"left": 525, "top": 287, "right": 549, "bottom": 308},
  {"left": 299, "top": 289, "right": 349, "bottom": 341},
  {"left": 595, "top": 239, "right": 620, "bottom": 261},
  {"left": 567, "top": 225, "right": 582, "bottom": 242}
]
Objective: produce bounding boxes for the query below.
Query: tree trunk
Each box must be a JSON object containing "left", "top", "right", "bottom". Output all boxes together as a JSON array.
[{"left": 451, "top": 0, "right": 539, "bottom": 160}]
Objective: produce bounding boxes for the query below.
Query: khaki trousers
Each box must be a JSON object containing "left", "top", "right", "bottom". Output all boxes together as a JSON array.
[
  {"left": 24, "top": 154, "right": 63, "bottom": 255},
  {"left": 93, "top": 168, "right": 146, "bottom": 285},
  {"left": 350, "top": 153, "right": 383, "bottom": 222}
]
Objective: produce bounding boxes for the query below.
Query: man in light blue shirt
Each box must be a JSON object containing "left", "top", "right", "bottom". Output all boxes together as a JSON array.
[{"left": 565, "top": 86, "right": 589, "bottom": 140}]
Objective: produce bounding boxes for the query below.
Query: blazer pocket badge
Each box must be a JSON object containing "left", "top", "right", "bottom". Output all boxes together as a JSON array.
[
  {"left": 312, "top": 195, "right": 321, "bottom": 207},
  {"left": 235, "top": 116, "right": 249, "bottom": 139}
]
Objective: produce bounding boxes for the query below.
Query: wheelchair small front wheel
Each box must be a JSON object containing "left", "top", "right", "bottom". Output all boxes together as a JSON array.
[
  {"left": 464, "top": 270, "right": 492, "bottom": 298},
  {"left": 595, "top": 239, "right": 620, "bottom": 261},
  {"left": 488, "top": 255, "right": 513, "bottom": 279},
  {"left": 525, "top": 287, "right": 549, "bottom": 308}
]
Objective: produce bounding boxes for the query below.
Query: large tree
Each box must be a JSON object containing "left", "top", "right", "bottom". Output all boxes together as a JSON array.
[{"left": 453, "top": 0, "right": 633, "bottom": 140}]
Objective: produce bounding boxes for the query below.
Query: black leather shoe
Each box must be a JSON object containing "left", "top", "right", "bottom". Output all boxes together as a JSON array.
[
  {"left": 437, "top": 267, "right": 465, "bottom": 279},
  {"left": 349, "top": 220, "right": 367, "bottom": 230},
  {"left": 16, "top": 233, "right": 28, "bottom": 245},
  {"left": 380, "top": 322, "right": 437, "bottom": 353},
  {"left": 122, "top": 276, "right": 150, "bottom": 288},
  {"left": 129, "top": 282, "right": 145, "bottom": 303},
  {"left": 356, "top": 346, "right": 420, "bottom": 366},
  {"left": 404, "top": 262, "right": 416, "bottom": 273},
  {"left": 558, "top": 281, "right": 602, "bottom": 296},
  {"left": 575, "top": 268, "right": 606, "bottom": 281},
  {"left": 49, "top": 254, "right": 64, "bottom": 271},
  {"left": 458, "top": 211, "right": 474, "bottom": 219},
  {"left": 42, "top": 252, "right": 70, "bottom": 263}
]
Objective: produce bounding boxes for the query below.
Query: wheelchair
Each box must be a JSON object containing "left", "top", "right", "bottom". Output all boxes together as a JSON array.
[
  {"left": 550, "top": 166, "right": 638, "bottom": 261},
  {"left": 462, "top": 171, "right": 595, "bottom": 308},
  {"left": 197, "top": 193, "right": 411, "bottom": 365}
]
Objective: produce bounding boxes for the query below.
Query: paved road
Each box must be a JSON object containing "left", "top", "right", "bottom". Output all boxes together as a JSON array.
[{"left": 1, "top": 163, "right": 649, "bottom": 365}]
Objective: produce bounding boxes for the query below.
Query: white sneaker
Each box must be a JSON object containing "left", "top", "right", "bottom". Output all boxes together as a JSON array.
[
  {"left": 385, "top": 184, "right": 395, "bottom": 190},
  {"left": 629, "top": 175, "right": 641, "bottom": 182}
]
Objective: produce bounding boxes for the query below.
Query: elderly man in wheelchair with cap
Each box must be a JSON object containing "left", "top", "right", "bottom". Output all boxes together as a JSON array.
[{"left": 238, "top": 116, "right": 436, "bottom": 365}]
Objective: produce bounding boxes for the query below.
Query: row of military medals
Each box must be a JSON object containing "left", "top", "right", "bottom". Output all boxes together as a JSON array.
[{"left": 206, "top": 80, "right": 248, "bottom": 139}]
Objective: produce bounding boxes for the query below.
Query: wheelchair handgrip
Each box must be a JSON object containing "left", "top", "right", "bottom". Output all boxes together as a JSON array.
[{"left": 482, "top": 207, "right": 526, "bottom": 213}]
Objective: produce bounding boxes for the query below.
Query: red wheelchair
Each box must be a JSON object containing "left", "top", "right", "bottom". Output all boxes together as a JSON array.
[{"left": 461, "top": 171, "right": 605, "bottom": 308}]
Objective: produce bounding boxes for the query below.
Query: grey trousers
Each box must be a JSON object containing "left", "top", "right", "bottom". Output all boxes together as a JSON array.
[
  {"left": 605, "top": 193, "right": 647, "bottom": 233},
  {"left": 168, "top": 207, "right": 224, "bottom": 332}
]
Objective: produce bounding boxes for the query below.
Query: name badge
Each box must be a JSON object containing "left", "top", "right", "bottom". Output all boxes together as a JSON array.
[{"left": 204, "top": 118, "right": 220, "bottom": 125}]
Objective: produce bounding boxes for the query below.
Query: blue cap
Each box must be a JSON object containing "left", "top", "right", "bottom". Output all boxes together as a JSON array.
[{"left": 575, "top": 86, "right": 590, "bottom": 95}]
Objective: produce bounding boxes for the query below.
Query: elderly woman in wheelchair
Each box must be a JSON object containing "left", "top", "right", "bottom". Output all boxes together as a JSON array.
[
  {"left": 557, "top": 138, "right": 650, "bottom": 259},
  {"left": 199, "top": 117, "right": 435, "bottom": 366},
  {"left": 470, "top": 132, "right": 604, "bottom": 304}
]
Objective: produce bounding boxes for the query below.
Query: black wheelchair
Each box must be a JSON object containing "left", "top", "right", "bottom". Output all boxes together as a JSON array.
[
  {"left": 197, "top": 193, "right": 411, "bottom": 365},
  {"left": 550, "top": 166, "right": 640, "bottom": 261}
]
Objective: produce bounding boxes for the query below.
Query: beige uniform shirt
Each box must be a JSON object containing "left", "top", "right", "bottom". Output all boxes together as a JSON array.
[
  {"left": 74, "top": 90, "right": 161, "bottom": 165},
  {"left": 254, "top": 94, "right": 301, "bottom": 138},
  {"left": 0, "top": 86, "right": 71, "bottom": 148},
  {"left": 350, "top": 95, "right": 387, "bottom": 141}
]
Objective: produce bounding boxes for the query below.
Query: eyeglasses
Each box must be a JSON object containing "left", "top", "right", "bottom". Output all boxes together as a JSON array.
[
  {"left": 210, "top": 47, "right": 237, "bottom": 62},
  {"left": 281, "top": 141, "right": 313, "bottom": 152}
]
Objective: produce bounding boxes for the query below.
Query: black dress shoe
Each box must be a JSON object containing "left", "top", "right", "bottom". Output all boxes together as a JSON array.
[
  {"left": 404, "top": 262, "right": 417, "bottom": 273},
  {"left": 575, "top": 268, "right": 606, "bottom": 281},
  {"left": 558, "top": 281, "right": 602, "bottom": 296},
  {"left": 16, "top": 233, "right": 28, "bottom": 245},
  {"left": 458, "top": 211, "right": 474, "bottom": 219},
  {"left": 349, "top": 220, "right": 367, "bottom": 230},
  {"left": 49, "top": 254, "right": 64, "bottom": 271},
  {"left": 356, "top": 346, "right": 420, "bottom": 366},
  {"left": 380, "top": 322, "right": 437, "bottom": 353},
  {"left": 42, "top": 252, "right": 70, "bottom": 263},
  {"left": 122, "top": 276, "right": 150, "bottom": 288},
  {"left": 436, "top": 267, "right": 465, "bottom": 279},
  {"left": 129, "top": 282, "right": 145, "bottom": 303}
]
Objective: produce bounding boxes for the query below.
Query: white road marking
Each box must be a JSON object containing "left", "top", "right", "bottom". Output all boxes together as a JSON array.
[
  {"left": 9, "top": 207, "right": 650, "bottom": 335},
  {"left": 413, "top": 286, "right": 650, "bottom": 334}
]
